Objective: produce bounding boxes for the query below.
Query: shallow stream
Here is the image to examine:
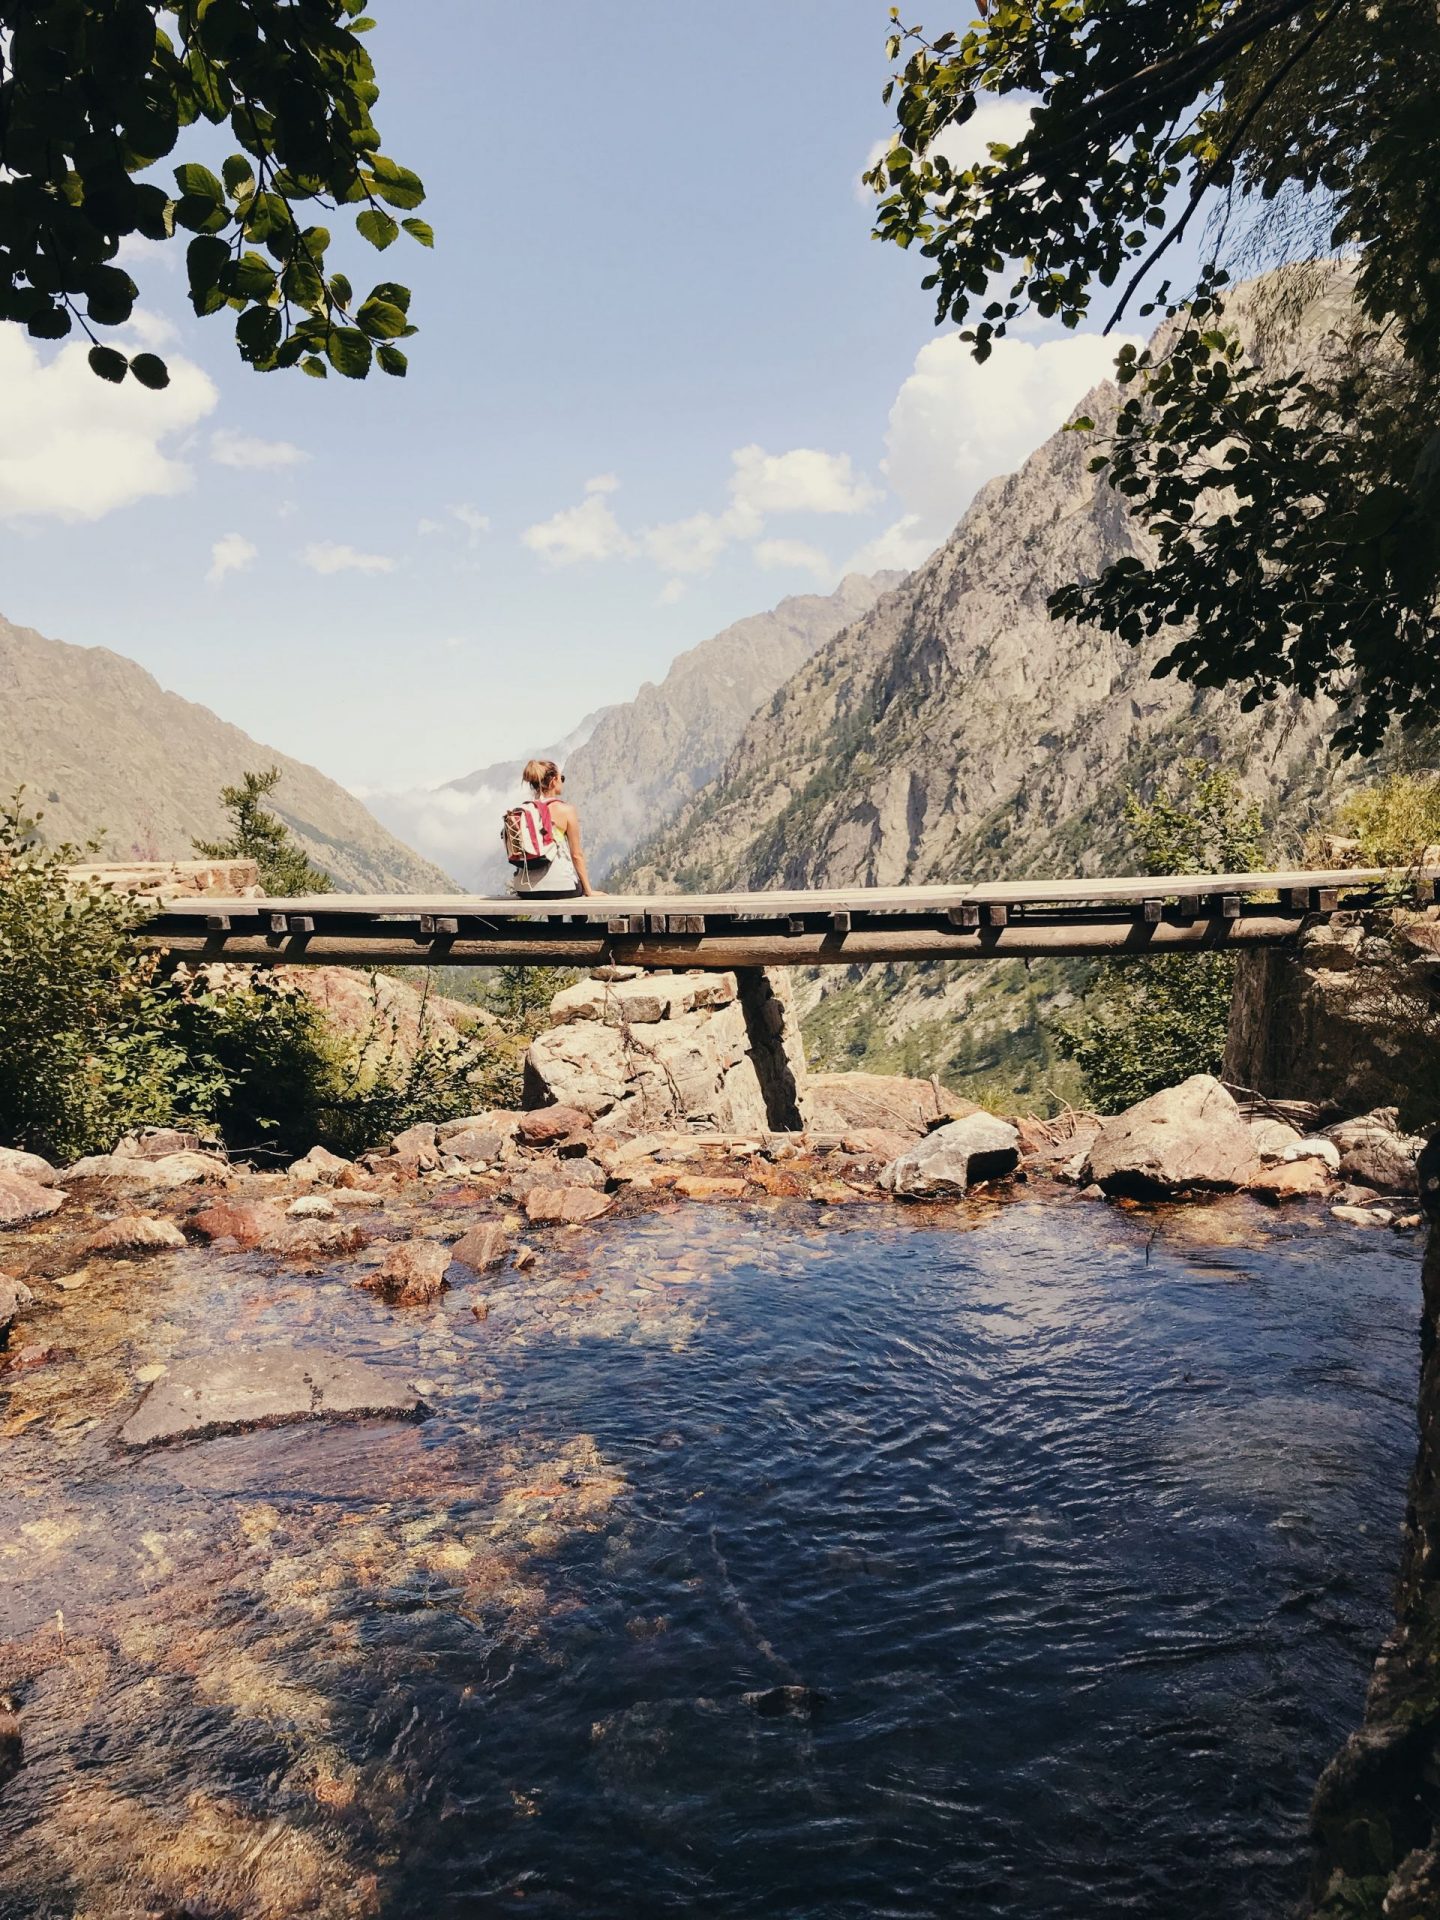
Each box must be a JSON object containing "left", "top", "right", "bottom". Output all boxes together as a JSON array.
[{"left": 0, "top": 1194, "right": 1421, "bottom": 1917}]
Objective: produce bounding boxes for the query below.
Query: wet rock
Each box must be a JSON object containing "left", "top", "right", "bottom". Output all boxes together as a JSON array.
[
  {"left": 450, "top": 1222, "right": 511, "bottom": 1273},
  {"left": 1250, "top": 1159, "right": 1333, "bottom": 1202},
  {"left": 287, "top": 1144, "right": 354, "bottom": 1186},
  {"left": 360, "top": 1239, "right": 449, "bottom": 1305},
  {"left": 1083, "top": 1076, "right": 1263, "bottom": 1197},
  {"left": 672, "top": 1174, "right": 749, "bottom": 1201},
  {"left": 286, "top": 1194, "right": 336, "bottom": 1220},
  {"left": 742, "top": 1684, "right": 827, "bottom": 1719},
  {"left": 0, "top": 1146, "right": 58, "bottom": 1186},
  {"left": 81, "top": 1215, "right": 186, "bottom": 1255},
  {"left": 187, "top": 1200, "right": 280, "bottom": 1247},
  {"left": 273, "top": 1221, "right": 370, "bottom": 1261},
  {"left": 880, "top": 1113, "right": 1021, "bottom": 1198},
  {"left": 518, "top": 1106, "right": 591, "bottom": 1147},
  {"left": 119, "top": 1346, "right": 426, "bottom": 1448},
  {"left": 513, "top": 1243, "right": 537, "bottom": 1270},
  {"left": 1330, "top": 1204, "right": 1393, "bottom": 1228},
  {"left": 0, "top": 1173, "right": 65, "bottom": 1228},
  {"left": 1323, "top": 1113, "right": 1421, "bottom": 1193},
  {"left": 523, "top": 1186, "right": 613, "bottom": 1226},
  {"left": 511, "top": 1158, "right": 607, "bottom": 1195},
  {"left": 0, "top": 1276, "right": 34, "bottom": 1345}
]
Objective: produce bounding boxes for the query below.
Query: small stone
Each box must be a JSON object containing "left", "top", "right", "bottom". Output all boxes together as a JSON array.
[
  {"left": 523, "top": 1186, "right": 613, "bottom": 1226},
  {"left": 287, "top": 1145, "right": 354, "bottom": 1186},
  {"left": 388, "top": 1122, "right": 440, "bottom": 1172},
  {"left": 0, "top": 1174, "right": 66, "bottom": 1229},
  {"left": 1393, "top": 1213, "right": 1423, "bottom": 1231},
  {"left": 471, "top": 1299, "right": 491, "bottom": 1322},
  {"left": 0, "top": 1699, "right": 21, "bottom": 1789},
  {"left": 450, "top": 1222, "right": 510, "bottom": 1273},
  {"left": 672, "top": 1175, "right": 748, "bottom": 1201},
  {"left": 82, "top": 1215, "right": 186, "bottom": 1255},
  {"left": 360, "top": 1239, "right": 449, "bottom": 1306},
  {"left": 1080, "top": 1183, "right": 1106, "bottom": 1200},
  {"left": 134, "top": 1363, "right": 168, "bottom": 1383},
  {"left": 286, "top": 1195, "right": 336, "bottom": 1220},
  {"left": 331, "top": 1189, "right": 385, "bottom": 1210},
  {"left": 188, "top": 1201, "right": 278, "bottom": 1247},
  {"left": 1330, "top": 1204, "right": 1393, "bottom": 1228},
  {"left": 513, "top": 1244, "right": 537, "bottom": 1270}
]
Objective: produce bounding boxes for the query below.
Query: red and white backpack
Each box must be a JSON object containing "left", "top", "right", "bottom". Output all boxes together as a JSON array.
[{"left": 501, "top": 799, "right": 555, "bottom": 870}]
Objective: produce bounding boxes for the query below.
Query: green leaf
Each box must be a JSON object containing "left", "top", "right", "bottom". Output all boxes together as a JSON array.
[
  {"left": 222, "top": 153, "right": 255, "bottom": 195},
  {"left": 377, "top": 344, "right": 408, "bottom": 377},
  {"left": 356, "top": 295, "right": 408, "bottom": 338},
  {"left": 129, "top": 353, "right": 171, "bottom": 391},
  {"left": 1065, "top": 415, "right": 1095, "bottom": 433},
  {"left": 366, "top": 155, "right": 425, "bottom": 210},
  {"left": 26, "top": 305, "right": 71, "bottom": 340},
  {"left": 88, "top": 346, "right": 129, "bottom": 384},
  {"left": 326, "top": 326, "right": 373, "bottom": 378},
  {"left": 301, "top": 356, "right": 328, "bottom": 379},
  {"left": 356, "top": 207, "right": 399, "bottom": 250},
  {"left": 187, "top": 234, "right": 231, "bottom": 300},
  {"left": 400, "top": 217, "right": 434, "bottom": 247},
  {"left": 174, "top": 162, "right": 225, "bottom": 204}
]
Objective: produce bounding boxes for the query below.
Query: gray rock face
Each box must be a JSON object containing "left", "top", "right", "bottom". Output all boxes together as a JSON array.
[
  {"left": 120, "top": 1348, "right": 425, "bottom": 1449},
  {"left": 879, "top": 1113, "right": 1021, "bottom": 1197},
  {"left": 810, "top": 1073, "right": 970, "bottom": 1140},
  {"left": 1084, "top": 1075, "right": 1264, "bottom": 1196}
]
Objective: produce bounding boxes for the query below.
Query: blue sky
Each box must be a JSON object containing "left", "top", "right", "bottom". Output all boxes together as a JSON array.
[{"left": 0, "top": 1, "right": 1134, "bottom": 803}]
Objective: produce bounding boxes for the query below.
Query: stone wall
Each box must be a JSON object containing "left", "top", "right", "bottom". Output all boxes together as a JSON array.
[
  {"left": 64, "top": 859, "right": 261, "bottom": 899},
  {"left": 523, "top": 966, "right": 812, "bottom": 1134},
  {"left": 1224, "top": 913, "right": 1440, "bottom": 1120}
]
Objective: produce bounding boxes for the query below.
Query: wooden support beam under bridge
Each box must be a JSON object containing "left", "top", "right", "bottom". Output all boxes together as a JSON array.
[{"left": 132, "top": 868, "right": 1440, "bottom": 971}]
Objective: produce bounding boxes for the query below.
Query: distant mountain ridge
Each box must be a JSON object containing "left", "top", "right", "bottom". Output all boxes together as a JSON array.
[{"left": 0, "top": 614, "right": 453, "bottom": 892}]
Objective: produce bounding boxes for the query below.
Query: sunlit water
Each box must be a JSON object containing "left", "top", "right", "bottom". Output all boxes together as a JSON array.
[{"left": 0, "top": 1196, "right": 1420, "bottom": 1918}]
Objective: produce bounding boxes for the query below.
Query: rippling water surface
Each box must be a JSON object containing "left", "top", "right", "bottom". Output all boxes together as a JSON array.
[{"left": 0, "top": 1197, "right": 1420, "bottom": 1918}]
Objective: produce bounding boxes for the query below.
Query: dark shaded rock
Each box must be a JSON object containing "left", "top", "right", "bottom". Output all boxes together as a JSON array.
[
  {"left": 120, "top": 1348, "right": 425, "bottom": 1448},
  {"left": 0, "top": 1697, "right": 21, "bottom": 1790},
  {"left": 1324, "top": 1113, "right": 1421, "bottom": 1194},
  {"left": 742, "top": 1685, "right": 827, "bottom": 1719}
]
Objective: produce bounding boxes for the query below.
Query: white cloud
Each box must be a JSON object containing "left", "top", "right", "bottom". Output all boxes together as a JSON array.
[
  {"left": 657, "top": 578, "right": 688, "bottom": 606},
  {"left": 642, "top": 510, "right": 734, "bottom": 577},
  {"left": 206, "top": 532, "right": 257, "bottom": 585},
  {"left": 211, "top": 428, "right": 309, "bottom": 470},
  {"left": 0, "top": 329, "right": 217, "bottom": 524},
  {"left": 417, "top": 516, "right": 443, "bottom": 535},
  {"left": 859, "top": 96, "right": 1034, "bottom": 202},
  {"left": 522, "top": 474, "right": 635, "bottom": 567},
  {"left": 730, "top": 445, "right": 879, "bottom": 518},
  {"left": 850, "top": 330, "right": 1138, "bottom": 572},
  {"left": 451, "top": 503, "right": 491, "bottom": 546},
  {"left": 754, "top": 538, "right": 832, "bottom": 581},
  {"left": 303, "top": 541, "right": 397, "bottom": 576}
]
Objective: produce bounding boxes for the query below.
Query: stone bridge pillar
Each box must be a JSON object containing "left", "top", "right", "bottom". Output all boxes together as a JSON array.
[{"left": 735, "top": 966, "right": 813, "bottom": 1133}]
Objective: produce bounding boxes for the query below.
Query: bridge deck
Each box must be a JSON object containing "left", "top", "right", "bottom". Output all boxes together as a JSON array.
[{"left": 134, "top": 868, "right": 1436, "bottom": 969}]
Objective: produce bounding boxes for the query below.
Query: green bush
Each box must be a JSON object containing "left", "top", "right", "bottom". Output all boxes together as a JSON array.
[
  {"left": 1052, "top": 762, "right": 1265, "bottom": 1114},
  {"left": 1335, "top": 771, "right": 1440, "bottom": 868}
]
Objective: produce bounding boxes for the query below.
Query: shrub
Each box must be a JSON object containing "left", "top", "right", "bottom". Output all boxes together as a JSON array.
[
  {"left": 1052, "top": 762, "right": 1266, "bottom": 1113},
  {"left": 1335, "top": 771, "right": 1440, "bottom": 868},
  {"left": 0, "top": 796, "right": 227, "bottom": 1160}
]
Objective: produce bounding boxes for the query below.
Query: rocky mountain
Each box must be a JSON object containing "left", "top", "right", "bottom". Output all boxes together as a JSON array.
[
  {"left": 408, "top": 572, "right": 902, "bottom": 893},
  {"left": 0, "top": 614, "right": 453, "bottom": 892},
  {"left": 617, "top": 268, "right": 1361, "bottom": 1097}
]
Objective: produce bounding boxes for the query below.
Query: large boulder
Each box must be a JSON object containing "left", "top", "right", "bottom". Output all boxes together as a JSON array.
[
  {"left": 0, "top": 1147, "right": 58, "bottom": 1187},
  {"left": 0, "top": 1174, "right": 66, "bottom": 1228},
  {"left": 1083, "top": 1075, "right": 1265, "bottom": 1196},
  {"left": 810, "top": 1073, "right": 972, "bottom": 1140},
  {"left": 879, "top": 1112, "right": 1020, "bottom": 1198},
  {"left": 1323, "top": 1112, "right": 1422, "bottom": 1193}
]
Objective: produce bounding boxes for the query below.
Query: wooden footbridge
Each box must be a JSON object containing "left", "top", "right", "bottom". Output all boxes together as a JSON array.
[{"left": 135, "top": 868, "right": 1435, "bottom": 970}]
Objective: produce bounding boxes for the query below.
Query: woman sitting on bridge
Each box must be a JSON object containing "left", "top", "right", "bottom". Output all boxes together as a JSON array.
[{"left": 506, "top": 758, "right": 596, "bottom": 899}]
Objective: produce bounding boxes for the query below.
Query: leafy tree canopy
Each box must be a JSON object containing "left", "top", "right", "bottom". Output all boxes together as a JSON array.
[
  {"left": 194, "top": 766, "right": 335, "bottom": 895},
  {"left": 0, "top": 0, "right": 429, "bottom": 388},
  {"left": 868, "top": 1, "right": 1440, "bottom": 754}
]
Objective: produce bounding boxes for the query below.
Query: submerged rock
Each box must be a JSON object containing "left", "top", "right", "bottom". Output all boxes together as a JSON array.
[
  {"left": 1083, "top": 1076, "right": 1263, "bottom": 1197},
  {"left": 0, "top": 1173, "right": 65, "bottom": 1228},
  {"left": 880, "top": 1113, "right": 1020, "bottom": 1198},
  {"left": 119, "top": 1347, "right": 426, "bottom": 1448},
  {"left": 742, "top": 1684, "right": 828, "bottom": 1719},
  {"left": 360, "top": 1239, "right": 449, "bottom": 1305},
  {"left": 449, "top": 1222, "right": 511, "bottom": 1273}
]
